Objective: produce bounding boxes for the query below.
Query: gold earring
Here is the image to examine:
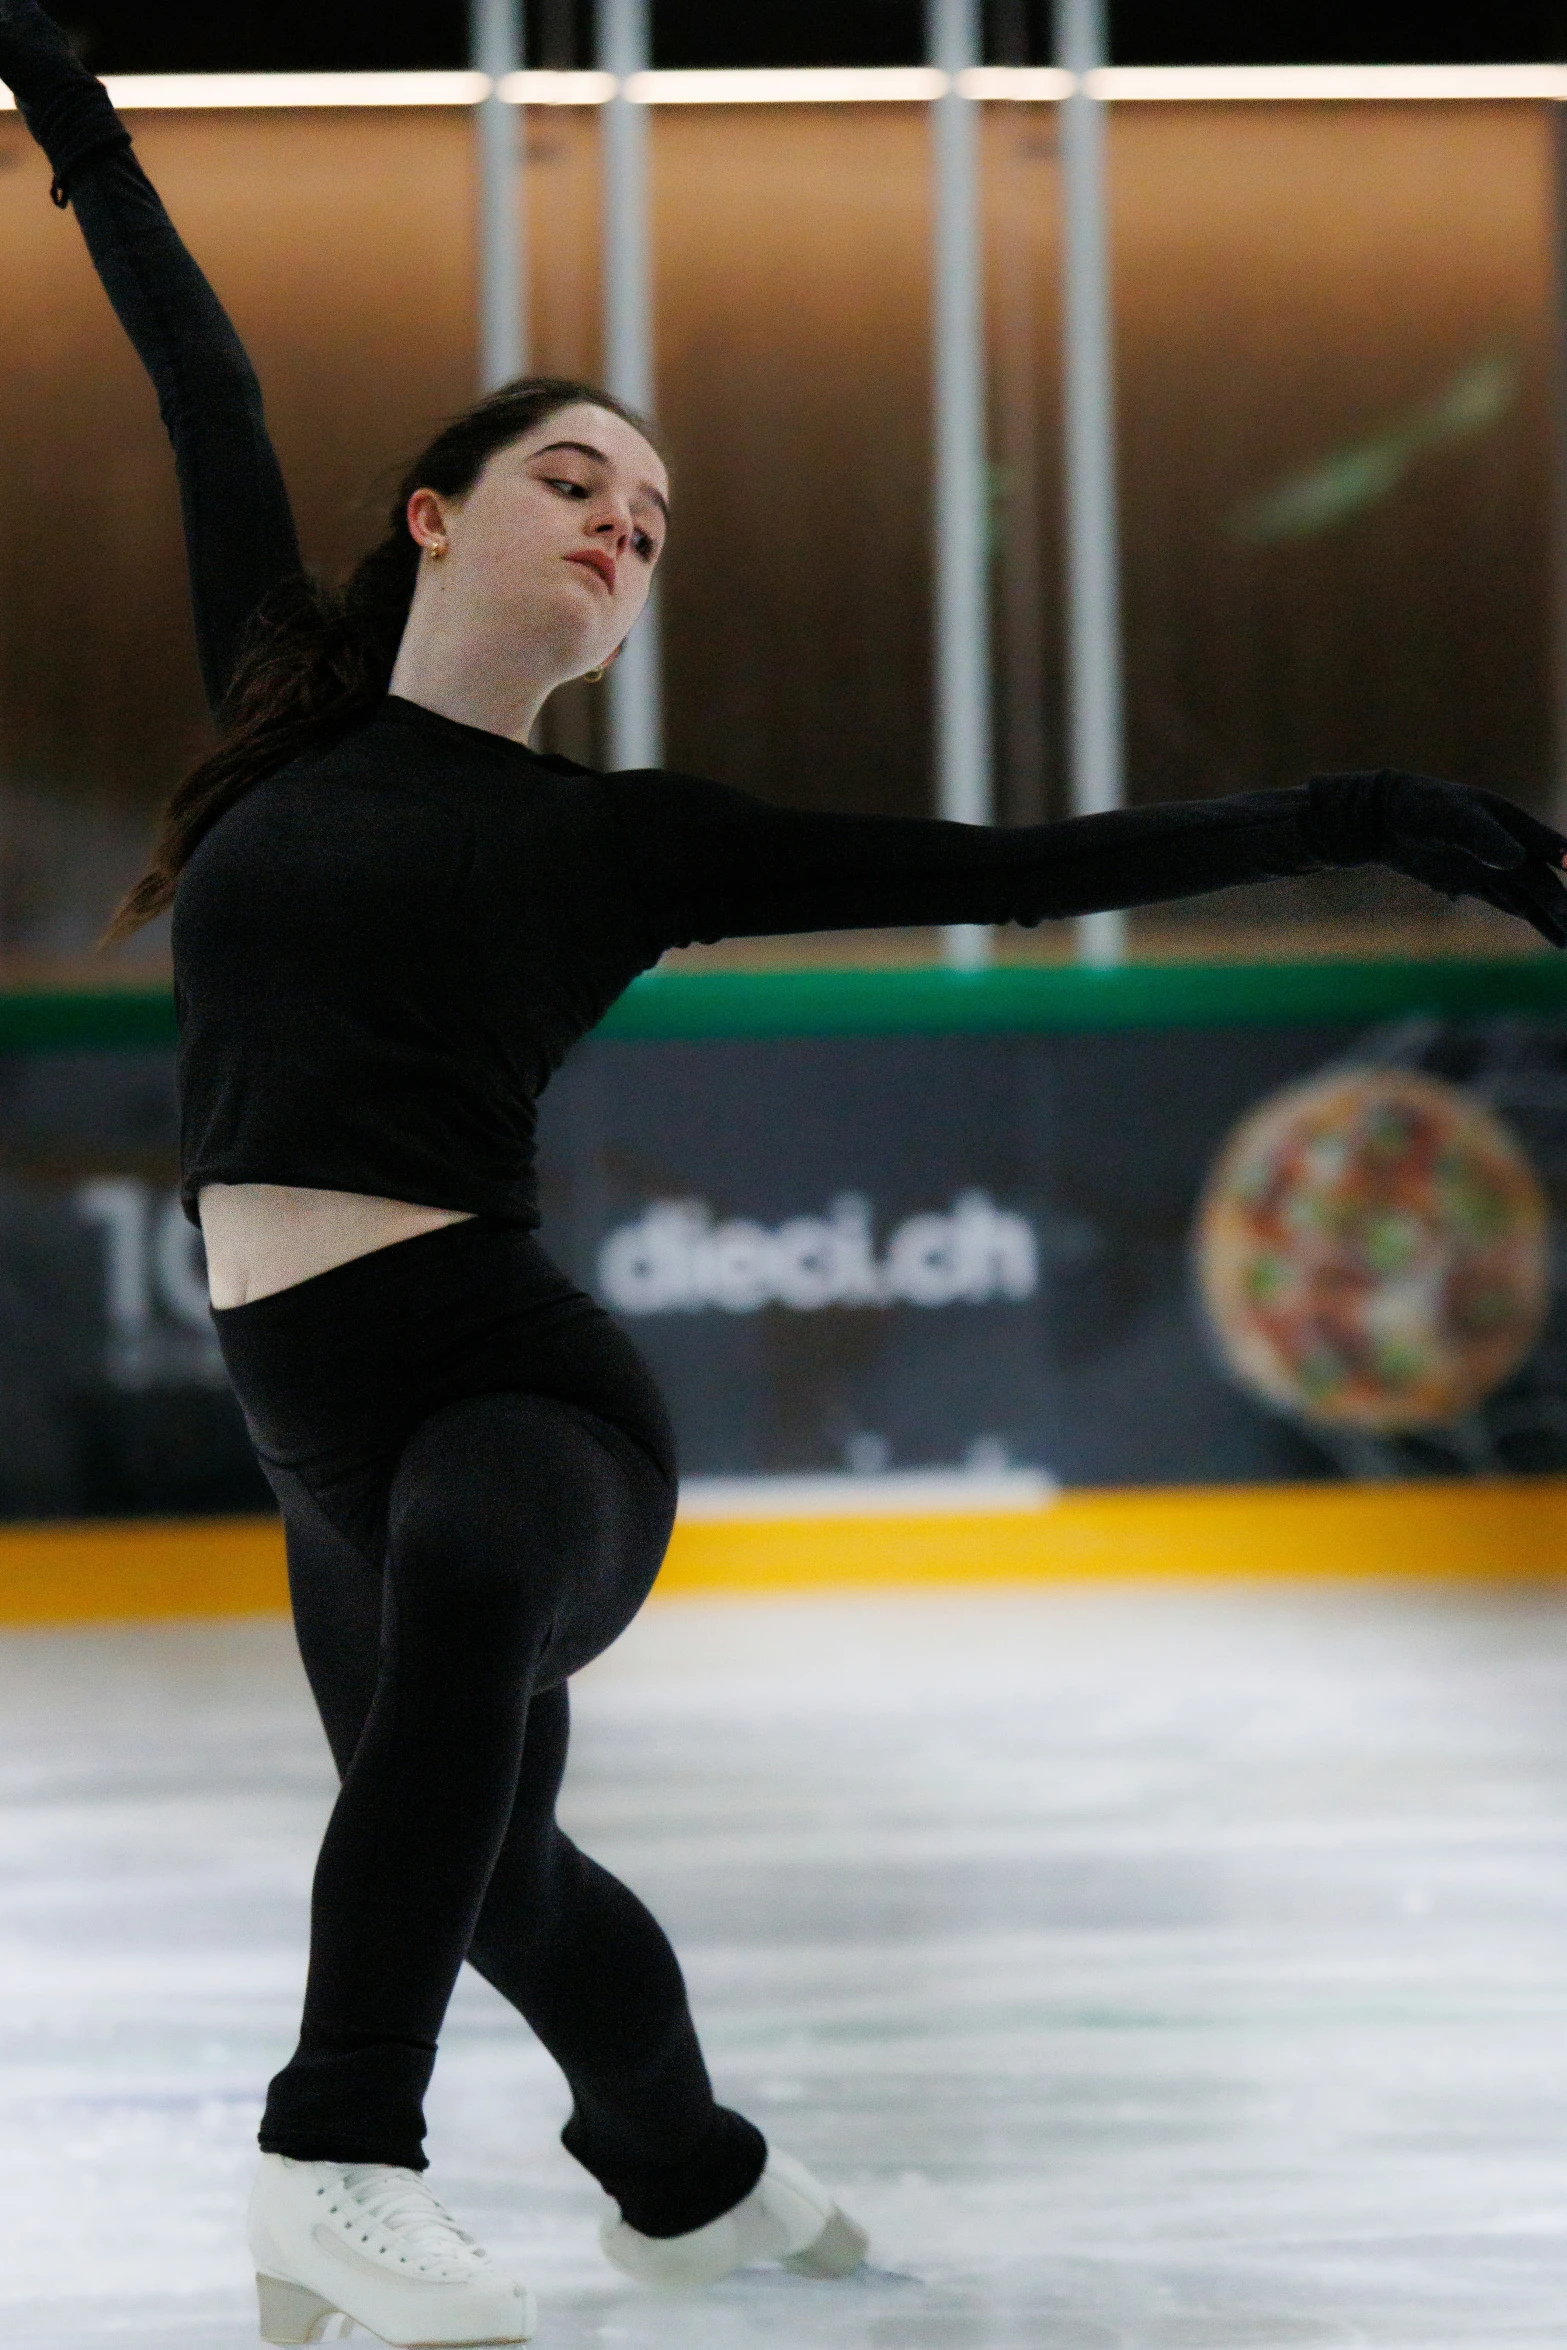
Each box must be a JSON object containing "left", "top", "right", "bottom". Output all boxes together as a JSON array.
[
  {"left": 425, "top": 537, "right": 448, "bottom": 561},
  {"left": 582, "top": 664, "right": 606, "bottom": 683}
]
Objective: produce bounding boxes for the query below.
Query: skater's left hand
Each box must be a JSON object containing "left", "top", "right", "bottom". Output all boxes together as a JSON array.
[{"left": 1306, "top": 769, "right": 1567, "bottom": 948}]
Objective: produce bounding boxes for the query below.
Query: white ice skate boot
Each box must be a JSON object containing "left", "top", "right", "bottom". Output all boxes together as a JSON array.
[
  {"left": 599, "top": 2148, "right": 868, "bottom": 2290},
  {"left": 249, "top": 2153, "right": 535, "bottom": 2346}
]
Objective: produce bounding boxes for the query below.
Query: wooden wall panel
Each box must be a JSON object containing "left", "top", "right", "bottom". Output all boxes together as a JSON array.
[
  {"left": 1109, "top": 103, "right": 1560, "bottom": 815},
  {"left": 0, "top": 98, "right": 1557, "bottom": 958}
]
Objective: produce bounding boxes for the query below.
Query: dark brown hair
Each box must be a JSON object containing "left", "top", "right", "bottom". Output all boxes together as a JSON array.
[{"left": 103, "top": 376, "right": 658, "bottom": 942}]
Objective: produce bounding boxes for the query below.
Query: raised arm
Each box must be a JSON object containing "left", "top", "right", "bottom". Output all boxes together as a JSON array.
[
  {"left": 614, "top": 768, "right": 1567, "bottom": 948},
  {"left": 0, "top": 1, "right": 302, "bottom": 711}
]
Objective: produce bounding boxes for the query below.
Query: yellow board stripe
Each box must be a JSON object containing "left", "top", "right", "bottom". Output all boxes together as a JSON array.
[
  {"left": 659, "top": 1475, "right": 1567, "bottom": 1592},
  {"left": 0, "top": 1477, "right": 1565, "bottom": 1626},
  {"left": 0, "top": 1515, "right": 288, "bottom": 1625}
]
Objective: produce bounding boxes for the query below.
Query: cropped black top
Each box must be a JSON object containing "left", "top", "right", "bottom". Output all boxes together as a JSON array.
[
  {"left": 172, "top": 694, "right": 1332, "bottom": 1224},
  {"left": 9, "top": 21, "right": 1562, "bottom": 1227}
]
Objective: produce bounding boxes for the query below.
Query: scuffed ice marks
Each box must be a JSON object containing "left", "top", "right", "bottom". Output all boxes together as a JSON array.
[{"left": 4, "top": 1590, "right": 1567, "bottom": 2344}]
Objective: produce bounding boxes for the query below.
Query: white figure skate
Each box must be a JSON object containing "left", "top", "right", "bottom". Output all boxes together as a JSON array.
[
  {"left": 599, "top": 2148, "right": 869, "bottom": 2290},
  {"left": 249, "top": 2153, "right": 535, "bottom": 2346}
]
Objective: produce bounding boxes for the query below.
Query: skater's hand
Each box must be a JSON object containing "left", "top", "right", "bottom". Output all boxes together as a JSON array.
[
  {"left": 1306, "top": 769, "right": 1567, "bottom": 948},
  {"left": 0, "top": 0, "right": 130, "bottom": 200},
  {"left": 0, "top": 0, "right": 87, "bottom": 89}
]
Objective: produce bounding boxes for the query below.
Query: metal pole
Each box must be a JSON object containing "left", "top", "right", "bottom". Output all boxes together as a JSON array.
[
  {"left": 929, "top": 0, "right": 993, "bottom": 971},
  {"left": 1057, "top": 0, "right": 1127, "bottom": 965},
  {"left": 471, "top": 0, "right": 526, "bottom": 391},
  {"left": 598, "top": 0, "right": 662, "bottom": 769}
]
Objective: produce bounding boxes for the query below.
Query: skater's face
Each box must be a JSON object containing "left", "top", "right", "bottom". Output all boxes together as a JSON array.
[{"left": 403, "top": 403, "right": 668, "bottom": 689}]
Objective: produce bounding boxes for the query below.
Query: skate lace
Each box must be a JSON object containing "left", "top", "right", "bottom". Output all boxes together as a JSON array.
[{"left": 322, "top": 2165, "right": 487, "bottom": 2271}]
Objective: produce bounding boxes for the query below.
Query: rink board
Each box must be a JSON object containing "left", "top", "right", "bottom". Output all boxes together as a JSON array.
[
  {"left": 9, "top": 961, "right": 1567, "bottom": 1528},
  {"left": 0, "top": 1474, "right": 1564, "bottom": 1625}
]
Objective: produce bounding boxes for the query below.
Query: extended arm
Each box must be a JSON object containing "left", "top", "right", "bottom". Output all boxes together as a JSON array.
[
  {"left": 617, "top": 769, "right": 1567, "bottom": 948},
  {"left": 0, "top": 2, "right": 302, "bottom": 711}
]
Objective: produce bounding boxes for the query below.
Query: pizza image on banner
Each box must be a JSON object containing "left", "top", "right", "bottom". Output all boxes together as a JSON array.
[{"left": 1194, "top": 1069, "right": 1550, "bottom": 1431}]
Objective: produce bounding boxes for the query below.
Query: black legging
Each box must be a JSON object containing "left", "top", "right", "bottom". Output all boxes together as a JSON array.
[{"left": 213, "top": 1217, "right": 766, "bottom": 2237}]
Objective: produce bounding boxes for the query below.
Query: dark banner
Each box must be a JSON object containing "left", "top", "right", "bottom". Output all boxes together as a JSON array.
[{"left": 5, "top": 996, "right": 1567, "bottom": 1519}]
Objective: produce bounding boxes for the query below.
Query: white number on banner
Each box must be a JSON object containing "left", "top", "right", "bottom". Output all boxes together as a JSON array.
[{"left": 75, "top": 1179, "right": 220, "bottom": 1387}]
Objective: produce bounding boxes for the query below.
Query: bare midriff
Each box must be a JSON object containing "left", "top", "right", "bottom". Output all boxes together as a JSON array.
[{"left": 198, "top": 1184, "right": 475, "bottom": 1308}]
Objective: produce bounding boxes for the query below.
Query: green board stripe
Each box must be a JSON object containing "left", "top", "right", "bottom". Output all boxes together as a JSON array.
[
  {"left": 0, "top": 991, "right": 180, "bottom": 1051},
  {"left": 598, "top": 959, "right": 1567, "bottom": 1037},
  {"left": 4, "top": 959, "right": 1567, "bottom": 1053}
]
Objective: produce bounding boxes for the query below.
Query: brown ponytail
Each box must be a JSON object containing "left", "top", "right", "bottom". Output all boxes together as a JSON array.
[{"left": 103, "top": 376, "right": 657, "bottom": 942}]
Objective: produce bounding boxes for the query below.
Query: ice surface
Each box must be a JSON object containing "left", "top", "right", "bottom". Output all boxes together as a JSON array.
[{"left": 1, "top": 1582, "right": 1566, "bottom": 2345}]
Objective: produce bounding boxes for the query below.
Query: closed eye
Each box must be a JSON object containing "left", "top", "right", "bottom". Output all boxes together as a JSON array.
[{"left": 545, "top": 474, "right": 590, "bottom": 499}]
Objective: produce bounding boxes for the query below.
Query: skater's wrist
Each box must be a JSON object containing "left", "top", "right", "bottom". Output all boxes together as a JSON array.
[{"left": 17, "top": 78, "right": 132, "bottom": 205}]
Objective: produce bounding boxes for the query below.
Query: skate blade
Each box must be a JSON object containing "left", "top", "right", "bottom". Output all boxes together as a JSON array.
[
  {"left": 257, "top": 2269, "right": 534, "bottom": 2349},
  {"left": 257, "top": 2272, "right": 345, "bottom": 2344},
  {"left": 782, "top": 2206, "right": 870, "bottom": 2279}
]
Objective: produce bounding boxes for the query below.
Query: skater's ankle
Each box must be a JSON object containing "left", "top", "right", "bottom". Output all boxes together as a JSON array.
[
  {"left": 259, "top": 2136, "right": 430, "bottom": 2171},
  {"left": 565, "top": 2105, "right": 767, "bottom": 2237}
]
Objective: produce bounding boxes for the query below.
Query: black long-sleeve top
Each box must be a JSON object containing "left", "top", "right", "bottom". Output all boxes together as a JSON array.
[
  {"left": 47, "top": 126, "right": 1358, "bottom": 1228},
  {"left": 175, "top": 694, "right": 1332, "bottom": 1222}
]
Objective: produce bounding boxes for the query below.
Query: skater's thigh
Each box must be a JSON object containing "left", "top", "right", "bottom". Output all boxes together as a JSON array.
[
  {"left": 386, "top": 1391, "right": 676, "bottom": 1685},
  {"left": 267, "top": 1461, "right": 384, "bottom": 1779}
]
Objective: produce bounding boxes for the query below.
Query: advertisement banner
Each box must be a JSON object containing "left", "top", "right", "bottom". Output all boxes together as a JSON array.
[{"left": 6, "top": 970, "right": 1567, "bottom": 1518}]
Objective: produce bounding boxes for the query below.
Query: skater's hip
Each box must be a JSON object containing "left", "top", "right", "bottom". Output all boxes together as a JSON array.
[{"left": 213, "top": 1216, "right": 677, "bottom": 1492}]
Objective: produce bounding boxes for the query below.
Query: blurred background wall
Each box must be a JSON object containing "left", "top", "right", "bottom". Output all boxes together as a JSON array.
[{"left": 0, "top": 94, "right": 1560, "bottom": 967}]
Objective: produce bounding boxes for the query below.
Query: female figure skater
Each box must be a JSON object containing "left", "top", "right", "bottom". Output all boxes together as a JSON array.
[{"left": 4, "top": 10, "right": 1565, "bottom": 2343}]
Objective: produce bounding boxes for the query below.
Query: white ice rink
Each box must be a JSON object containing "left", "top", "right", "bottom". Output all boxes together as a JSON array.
[{"left": 2, "top": 1581, "right": 1567, "bottom": 2347}]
